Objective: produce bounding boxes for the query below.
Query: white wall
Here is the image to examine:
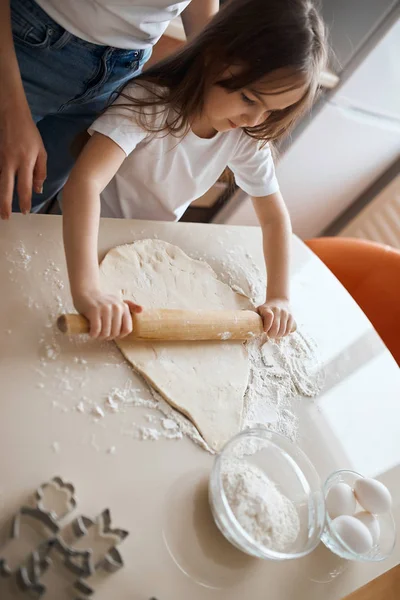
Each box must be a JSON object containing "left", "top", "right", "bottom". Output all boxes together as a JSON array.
[{"left": 320, "top": 0, "right": 397, "bottom": 70}]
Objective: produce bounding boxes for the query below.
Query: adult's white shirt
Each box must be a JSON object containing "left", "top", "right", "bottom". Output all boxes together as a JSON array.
[{"left": 35, "top": 1, "right": 190, "bottom": 49}]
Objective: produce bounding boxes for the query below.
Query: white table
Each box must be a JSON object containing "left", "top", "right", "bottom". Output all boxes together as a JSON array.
[{"left": 0, "top": 214, "right": 399, "bottom": 600}]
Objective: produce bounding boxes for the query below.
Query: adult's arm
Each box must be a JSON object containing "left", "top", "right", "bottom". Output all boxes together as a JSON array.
[
  {"left": 181, "top": 0, "right": 219, "bottom": 40},
  {"left": 0, "top": 0, "right": 47, "bottom": 218}
]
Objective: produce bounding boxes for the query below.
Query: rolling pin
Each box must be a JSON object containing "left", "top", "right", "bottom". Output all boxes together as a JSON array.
[{"left": 57, "top": 309, "right": 264, "bottom": 341}]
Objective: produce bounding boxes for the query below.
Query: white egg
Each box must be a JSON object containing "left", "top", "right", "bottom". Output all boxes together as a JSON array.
[
  {"left": 354, "top": 478, "right": 392, "bottom": 514},
  {"left": 332, "top": 515, "right": 373, "bottom": 555},
  {"left": 326, "top": 482, "right": 357, "bottom": 519},
  {"left": 354, "top": 511, "right": 380, "bottom": 545}
]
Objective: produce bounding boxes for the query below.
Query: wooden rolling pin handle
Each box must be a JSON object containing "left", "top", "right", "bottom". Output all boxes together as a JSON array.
[
  {"left": 57, "top": 309, "right": 265, "bottom": 340},
  {"left": 57, "top": 314, "right": 90, "bottom": 335}
]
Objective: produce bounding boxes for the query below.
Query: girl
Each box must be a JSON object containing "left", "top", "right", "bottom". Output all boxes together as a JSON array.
[{"left": 62, "top": 0, "right": 327, "bottom": 341}]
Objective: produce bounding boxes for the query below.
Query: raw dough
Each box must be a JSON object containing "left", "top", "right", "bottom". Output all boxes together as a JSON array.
[{"left": 100, "top": 240, "right": 253, "bottom": 451}]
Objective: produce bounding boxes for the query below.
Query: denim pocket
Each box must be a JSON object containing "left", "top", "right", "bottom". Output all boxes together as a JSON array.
[{"left": 11, "top": 1, "right": 54, "bottom": 49}]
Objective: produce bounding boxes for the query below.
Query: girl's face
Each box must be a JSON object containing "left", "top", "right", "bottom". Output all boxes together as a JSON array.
[{"left": 201, "top": 70, "right": 307, "bottom": 134}]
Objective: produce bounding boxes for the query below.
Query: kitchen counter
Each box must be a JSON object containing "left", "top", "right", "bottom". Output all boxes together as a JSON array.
[{"left": 0, "top": 214, "right": 399, "bottom": 600}]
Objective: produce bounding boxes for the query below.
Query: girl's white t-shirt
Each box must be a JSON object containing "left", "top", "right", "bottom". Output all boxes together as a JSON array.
[
  {"left": 88, "top": 84, "right": 279, "bottom": 221},
  {"left": 35, "top": 1, "right": 190, "bottom": 49}
]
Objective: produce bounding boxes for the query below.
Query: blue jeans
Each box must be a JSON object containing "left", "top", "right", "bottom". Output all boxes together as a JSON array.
[{"left": 11, "top": 0, "right": 151, "bottom": 211}]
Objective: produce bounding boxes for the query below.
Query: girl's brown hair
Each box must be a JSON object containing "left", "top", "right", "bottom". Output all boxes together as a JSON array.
[{"left": 115, "top": 0, "right": 327, "bottom": 145}]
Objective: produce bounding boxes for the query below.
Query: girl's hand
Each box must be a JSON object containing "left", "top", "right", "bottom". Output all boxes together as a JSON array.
[
  {"left": 74, "top": 291, "right": 142, "bottom": 340},
  {"left": 257, "top": 298, "right": 296, "bottom": 338}
]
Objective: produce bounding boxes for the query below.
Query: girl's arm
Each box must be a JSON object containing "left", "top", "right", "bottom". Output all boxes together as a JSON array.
[
  {"left": 252, "top": 192, "right": 296, "bottom": 338},
  {"left": 63, "top": 132, "right": 141, "bottom": 340}
]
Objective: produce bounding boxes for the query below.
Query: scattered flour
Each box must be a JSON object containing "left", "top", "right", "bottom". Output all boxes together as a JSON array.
[
  {"left": 44, "top": 344, "right": 59, "bottom": 361},
  {"left": 129, "top": 423, "right": 184, "bottom": 442},
  {"left": 51, "top": 442, "right": 60, "bottom": 454},
  {"left": 7, "top": 243, "right": 32, "bottom": 270},
  {"left": 138, "top": 427, "right": 160, "bottom": 441},
  {"left": 27, "top": 241, "right": 323, "bottom": 455},
  {"left": 105, "top": 395, "right": 120, "bottom": 412},
  {"left": 52, "top": 400, "right": 69, "bottom": 413},
  {"left": 145, "top": 414, "right": 158, "bottom": 423},
  {"left": 91, "top": 406, "right": 105, "bottom": 419},
  {"left": 42, "top": 259, "right": 65, "bottom": 291},
  {"left": 101, "top": 381, "right": 195, "bottom": 447},
  {"left": 221, "top": 459, "right": 300, "bottom": 551},
  {"left": 148, "top": 387, "right": 209, "bottom": 450},
  {"left": 162, "top": 418, "right": 178, "bottom": 430},
  {"left": 106, "top": 384, "right": 154, "bottom": 408}
]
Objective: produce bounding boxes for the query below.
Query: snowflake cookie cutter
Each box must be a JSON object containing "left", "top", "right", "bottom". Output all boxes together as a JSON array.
[
  {"left": 73, "top": 546, "right": 127, "bottom": 598},
  {"left": 58, "top": 508, "right": 129, "bottom": 597}
]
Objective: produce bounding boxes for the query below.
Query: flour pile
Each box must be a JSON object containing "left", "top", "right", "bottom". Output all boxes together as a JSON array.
[
  {"left": 221, "top": 459, "right": 300, "bottom": 551},
  {"left": 243, "top": 331, "right": 324, "bottom": 441}
]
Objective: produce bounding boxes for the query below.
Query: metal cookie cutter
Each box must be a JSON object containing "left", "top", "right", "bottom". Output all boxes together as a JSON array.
[
  {"left": 16, "top": 539, "right": 55, "bottom": 599},
  {"left": 36, "top": 476, "right": 77, "bottom": 522},
  {"left": 0, "top": 476, "right": 76, "bottom": 581},
  {"left": 0, "top": 480, "right": 129, "bottom": 599},
  {"left": 73, "top": 546, "right": 126, "bottom": 598},
  {"left": 55, "top": 509, "right": 129, "bottom": 597}
]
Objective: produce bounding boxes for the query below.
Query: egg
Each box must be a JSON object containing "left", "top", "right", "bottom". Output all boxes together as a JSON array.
[
  {"left": 332, "top": 515, "right": 373, "bottom": 555},
  {"left": 354, "top": 478, "right": 392, "bottom": 514},
  {"left": 326, "top": 482, "right": 357, "bottom": 519},
  {"left": 354, "top": 511, "right": 380, "bottom": 545}
]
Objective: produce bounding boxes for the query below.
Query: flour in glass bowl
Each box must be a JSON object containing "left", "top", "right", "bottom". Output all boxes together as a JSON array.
[{"left": 221, "top": 459, "right": 300, "bottom": 551}]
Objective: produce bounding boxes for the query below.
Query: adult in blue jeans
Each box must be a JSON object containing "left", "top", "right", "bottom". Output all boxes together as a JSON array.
[{"left": 0, "top": 0, "right": 218, "bottom": 217}]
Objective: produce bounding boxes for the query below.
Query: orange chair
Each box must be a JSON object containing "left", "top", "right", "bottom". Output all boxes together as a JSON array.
[{"left": 305, "top": 237, "right": 400, "bottom": 366}]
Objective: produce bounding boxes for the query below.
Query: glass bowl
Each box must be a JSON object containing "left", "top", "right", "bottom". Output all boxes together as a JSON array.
[
  {"left": 321, "top": 470, "right": 396, "bottom": 562},
  {"left": 209, "top": 428, "right": 325, "bottom": 560}
]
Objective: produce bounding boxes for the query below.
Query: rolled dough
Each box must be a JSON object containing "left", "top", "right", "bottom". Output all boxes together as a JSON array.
[{"left": 100, "top": 240, "right": 253, "bottom": 451}]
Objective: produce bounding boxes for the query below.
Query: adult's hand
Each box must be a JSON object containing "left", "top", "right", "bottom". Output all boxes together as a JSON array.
[{"left": 0, "top": 102, "right": 47, "bottom": 218}]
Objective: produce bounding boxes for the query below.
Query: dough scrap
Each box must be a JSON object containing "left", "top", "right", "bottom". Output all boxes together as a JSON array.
[{"left": 100, "top": 240, "right": 252, "bottom": 451}]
